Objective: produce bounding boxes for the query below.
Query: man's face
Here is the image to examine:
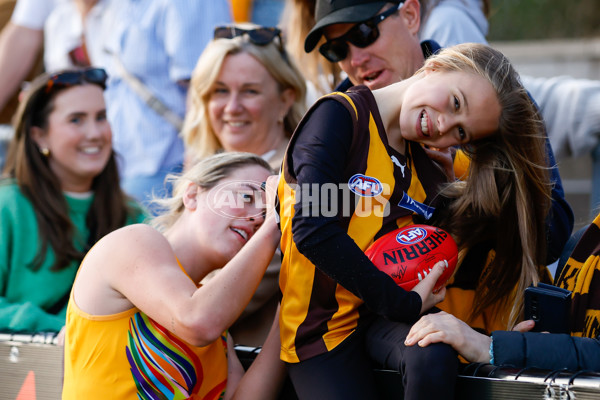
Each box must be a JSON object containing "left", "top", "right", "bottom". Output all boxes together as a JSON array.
[{"left": 322, "top": 0, "right": 425, "bottom": 90}]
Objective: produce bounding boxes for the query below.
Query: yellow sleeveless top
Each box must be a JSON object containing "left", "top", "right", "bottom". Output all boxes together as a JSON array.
[{"left": 62, "top": 266, "right": 228, "bottom": 399}]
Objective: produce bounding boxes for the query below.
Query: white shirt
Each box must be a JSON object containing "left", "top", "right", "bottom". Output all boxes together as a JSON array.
[
  {"left": 419, "top": 0, "right": 488, "bottom": 47},
  {"left": 10, "top": 0, "right": 65, "bottom": 30},
  {"left": 43, "top": 0, "right": 108, "bottom": 71}
]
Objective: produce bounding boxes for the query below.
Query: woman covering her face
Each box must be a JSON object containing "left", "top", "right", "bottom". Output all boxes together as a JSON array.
[
  {"left": 0, "top": 68, "right": 146, "bottom": 334},
  {"left": 277, "top": 43, "right": 551, "bottom": 400}
]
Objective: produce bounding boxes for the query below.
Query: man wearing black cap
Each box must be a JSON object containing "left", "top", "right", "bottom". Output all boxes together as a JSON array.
[
  {"left": 305, "top": 0, "right": 432, "bottom": 91},
  {"left": 303, "top": 1, "right": 571, "bottom": 267},
  {"left": 304, "top": 2, "right": 573, "bottom": 259}
]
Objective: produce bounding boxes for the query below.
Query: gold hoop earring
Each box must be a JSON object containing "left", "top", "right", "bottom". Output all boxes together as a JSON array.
[{"left": 40, "top": 147, "right": 50, "bottom": 157}]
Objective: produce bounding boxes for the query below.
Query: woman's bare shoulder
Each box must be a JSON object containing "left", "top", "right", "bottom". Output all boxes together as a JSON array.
[
  {"left": 87, "top": 223, "right": 171, "bottom": 262},
  {"left": 106, "top": 223, "right": 163, "bottom": 241},
  {"left": 75, "top": 224, "right": 175, "bottom": 314}
]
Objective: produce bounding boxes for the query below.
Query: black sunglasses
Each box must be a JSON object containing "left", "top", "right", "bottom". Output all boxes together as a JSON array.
[
  {"left": 214, "top": 26, "right": 282, "bottom": 47},
  {"left": 319, "top": 2, "right": 404, "bottom": 62},
  {"left": 214, "top": 26, "right": 289, "bottom": 62},
  {"left": 45, "top": 67, "right": 108, "bottom": 93}
]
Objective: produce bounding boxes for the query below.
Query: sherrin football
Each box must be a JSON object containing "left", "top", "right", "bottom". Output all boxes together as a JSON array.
[{"left": 365, "top": 225, "right": 458, "bottom": 292}]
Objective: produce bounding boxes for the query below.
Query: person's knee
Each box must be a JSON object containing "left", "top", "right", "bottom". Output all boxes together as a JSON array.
[{"left": 405, "top": 342, "right": 458, "bottom": 382}]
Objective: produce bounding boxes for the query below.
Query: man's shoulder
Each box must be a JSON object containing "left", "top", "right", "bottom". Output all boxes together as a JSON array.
[
  {"left": 334, "top": 77, "right": 354, "bottom": 93},
  {"left": 421, "top": 39, "right": 442, "bottom": 59}
]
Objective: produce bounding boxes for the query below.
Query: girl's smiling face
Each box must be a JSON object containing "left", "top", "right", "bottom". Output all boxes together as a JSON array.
[
  {"left": 399, "top": 69, "right": 501, "bottom": 149},
  {"left": 32, "top": 84, "right": 112, "bottom": 192}
]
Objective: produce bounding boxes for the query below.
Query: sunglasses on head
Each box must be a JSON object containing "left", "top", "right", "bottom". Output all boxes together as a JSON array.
[
  {"left": 319, "top": 2, "right": 404, "bottom": 63},
  {"left": 45, "top": 67, "right": 108, "bottom": 93},
  {"left": 214, "top": 26, "right": 289, "bottom": 62},
  {"left": 214, "top": 26, "right": 282, "bottom": 46}
]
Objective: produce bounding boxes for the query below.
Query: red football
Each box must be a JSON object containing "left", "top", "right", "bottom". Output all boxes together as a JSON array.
[{"left": 365, "top": 225, "right": 458, "bottom": 292}]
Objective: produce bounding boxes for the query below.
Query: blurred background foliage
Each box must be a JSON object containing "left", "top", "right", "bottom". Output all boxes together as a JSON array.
[{"left": 487, "top": 0, "right": 600, "bottom": 41}]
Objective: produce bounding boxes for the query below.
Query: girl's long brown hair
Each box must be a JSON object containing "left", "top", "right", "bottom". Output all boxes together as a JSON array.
[{"left": 424, "top": 44, "right": 552, "bottom": 328}]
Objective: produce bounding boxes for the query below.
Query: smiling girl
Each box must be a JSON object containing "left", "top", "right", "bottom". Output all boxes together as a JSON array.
[
  {"left": 0, "top": 68, "right": 146, "bottom": 334},
  {"left": 277, "top": 43, "right": 551, "bottom": 400}
]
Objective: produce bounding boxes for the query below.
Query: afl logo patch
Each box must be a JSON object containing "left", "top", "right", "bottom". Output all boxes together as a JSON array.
[
  {"left": 396, "top": 226, "right": 428, "bottom": 245},
  {"left": 348, "top": 174, "right": 383, "bottom": 197}
]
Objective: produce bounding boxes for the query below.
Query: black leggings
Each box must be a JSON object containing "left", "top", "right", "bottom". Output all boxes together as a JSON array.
[
  {"left": 287, "top": 314, "right": 458, "bottom": 400},
  {"left": 286, "top": 325, "right": 379, "bottom": 400},
  {"left": 366, "top": 314, "right": 459, "bottom": 400}
]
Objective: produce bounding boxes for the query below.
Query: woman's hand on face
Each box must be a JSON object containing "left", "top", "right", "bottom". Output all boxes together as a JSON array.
[
  {"left": 411, "top": 261, "right": 447, "bottom": 313},
  {"left": 405, "top": 311, "right": 492, "bottom": 364},
  {"left": 263, "top": 175, "right": 279, "bottom": 220},
  {"left": 260, "top": 175, "right": 281, "bottom": 246},
  {"left": 423, "top": 146, "right": 456, "bottom": 181}
]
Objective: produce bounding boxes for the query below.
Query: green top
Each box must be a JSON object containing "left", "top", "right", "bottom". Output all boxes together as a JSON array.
[{"left": 0, "top": 180, "right": 147, "bottom": 332}]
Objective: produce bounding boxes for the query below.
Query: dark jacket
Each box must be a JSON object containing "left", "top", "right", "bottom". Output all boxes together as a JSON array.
[{"left": 491, "top": 330, "right": 600, "bottom": 371}]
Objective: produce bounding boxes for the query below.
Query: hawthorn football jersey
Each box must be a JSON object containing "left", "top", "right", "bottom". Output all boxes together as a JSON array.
[{"left": 277, "top": 86, "right": 448, "bottom": 363}]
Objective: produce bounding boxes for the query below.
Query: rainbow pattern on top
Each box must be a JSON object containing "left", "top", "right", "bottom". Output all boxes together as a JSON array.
[{"left": 126, "top": 312, "right": 205, "bottom": 399}]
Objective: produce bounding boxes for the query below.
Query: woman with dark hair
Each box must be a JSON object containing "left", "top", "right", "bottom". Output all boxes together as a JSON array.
[{"left": 0, "top": 67, "right": 146, "bottom": 333}]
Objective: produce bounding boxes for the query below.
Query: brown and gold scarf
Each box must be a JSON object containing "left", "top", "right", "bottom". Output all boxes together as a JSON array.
[{"left": 555, "top": 213, "right": 600, "bottom": 338}]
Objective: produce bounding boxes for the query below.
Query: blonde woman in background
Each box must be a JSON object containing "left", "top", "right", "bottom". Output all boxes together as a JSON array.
[
  {"left": 182, "top": 23, "right": 306, "bottom": 170},
  {"left": 181, "top": 23, "right": 306, "bottom": 346}
]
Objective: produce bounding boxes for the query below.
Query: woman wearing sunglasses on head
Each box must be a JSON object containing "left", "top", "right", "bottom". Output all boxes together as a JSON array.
[
  {"left": 182, "top": 23, "right": 306, "bottom": 171},
  {"left": 62, "top": 152, "right": 286, "bottom": 399},
  {"left": 0, "top": 68, "right": 146, "bottom": 337},
  {"left": 180, "top": 23, "right": 306, "bottom": 347},
  {"left": 277, "top": 43, "right": 551, "bottom": 400}
]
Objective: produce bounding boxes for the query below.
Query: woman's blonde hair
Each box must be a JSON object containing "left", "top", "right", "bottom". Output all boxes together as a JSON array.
[
  {"left": 280, "top": 0, "right": 344, "bottom": 95},
  {"left": 424, "top": 43, "right": 552, "bottom": 328},
  {"left": 181, "top": 23, "right": 306, "bottom": 161},
  {"left": 150, "top": 152, "right": 272, "bottom": 232}
]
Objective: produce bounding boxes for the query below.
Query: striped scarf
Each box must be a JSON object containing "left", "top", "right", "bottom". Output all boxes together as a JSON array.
[{"left": 555, "top": 213, "right": 600, "bottom": 338}]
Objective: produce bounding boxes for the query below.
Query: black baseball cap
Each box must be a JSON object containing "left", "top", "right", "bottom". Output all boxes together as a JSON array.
[{"left": 304, "top": 0, "right": 403, "bottom": 53}]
